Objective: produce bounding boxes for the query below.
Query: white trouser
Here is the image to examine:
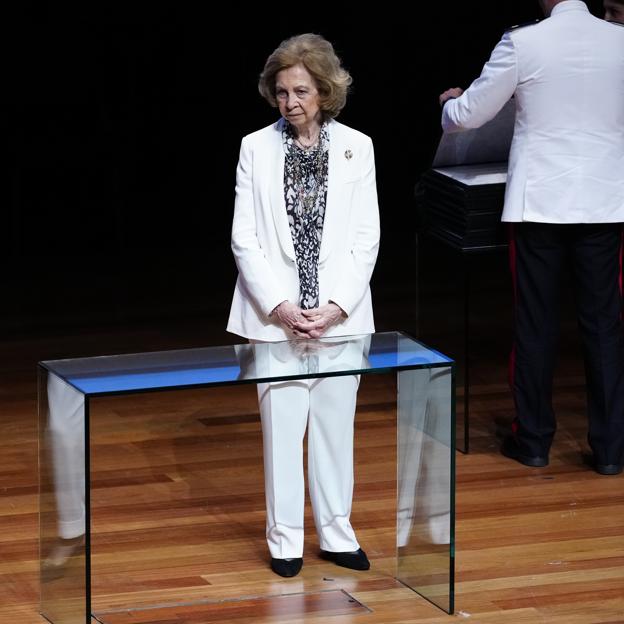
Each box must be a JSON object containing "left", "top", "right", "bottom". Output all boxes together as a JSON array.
[
  {"left": 47, "top": 373, "right": 86, "bottom": 540},
  {"left": 257, "top": 374, "right": 360, "bottom": 559}
]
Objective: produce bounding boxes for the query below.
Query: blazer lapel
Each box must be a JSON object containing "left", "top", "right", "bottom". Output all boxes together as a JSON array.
[
  {"left": 320, "top": 120, "right": 353, "bottom": 263},
  {"left": 270, "top": 119, "right": 296, "bottom": 261}
]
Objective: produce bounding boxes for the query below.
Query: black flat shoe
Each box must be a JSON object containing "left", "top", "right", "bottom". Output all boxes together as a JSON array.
[
  {"left": 320, "top": 548, "right": 370, "bottom": 570},
  {"left": 270, "top": 557, "right": 303, "bottom": 577},
  {"left": 501, "top": 436, "right": 548, "bottom": 468}
]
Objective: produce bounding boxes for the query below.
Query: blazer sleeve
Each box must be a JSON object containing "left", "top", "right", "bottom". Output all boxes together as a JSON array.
[
  {"left": 328, "top": 137, "right": 380, "bottom": 316},
  {"left": 231, "top": 136, "right": 290, "bottom": 317},
  {"left": 442, "top": 32, "right": 518, "bottom": 131}
]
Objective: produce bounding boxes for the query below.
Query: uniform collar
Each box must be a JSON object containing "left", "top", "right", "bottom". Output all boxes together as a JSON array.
[{"left": 551, "top": 1, "right": 589, "bottom": 16}]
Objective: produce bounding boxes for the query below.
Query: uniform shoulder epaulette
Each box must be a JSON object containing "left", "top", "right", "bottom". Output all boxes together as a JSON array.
[{"left": 505, "top": 18, "right": 541, "bottom": 33}]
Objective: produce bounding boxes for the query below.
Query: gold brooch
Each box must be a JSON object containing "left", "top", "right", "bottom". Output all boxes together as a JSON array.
[{"left": 345, "top": 149, "right": 353, "bottom": 160}]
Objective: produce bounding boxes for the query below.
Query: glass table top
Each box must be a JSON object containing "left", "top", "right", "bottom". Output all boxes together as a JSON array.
[{"left": 39, "top": 331, "right": 453, "bottom": 395}]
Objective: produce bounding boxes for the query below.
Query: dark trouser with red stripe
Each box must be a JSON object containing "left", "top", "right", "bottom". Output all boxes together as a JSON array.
[{"left": 509, "top": 222, "right": 624, "bottom": 465}]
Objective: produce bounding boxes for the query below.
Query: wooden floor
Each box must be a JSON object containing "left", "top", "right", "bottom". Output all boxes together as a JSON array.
[{"left": 1, "top": 321, "right": 624, "bottom": 624}]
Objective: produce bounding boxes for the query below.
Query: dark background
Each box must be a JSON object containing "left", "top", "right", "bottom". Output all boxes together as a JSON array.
[{"left": 4, "top": 1, "right": 607, "bottom": 349}]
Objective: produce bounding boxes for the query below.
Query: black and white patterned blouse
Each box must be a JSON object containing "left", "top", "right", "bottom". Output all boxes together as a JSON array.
[{"left": 282, "top": 121, "right": 330, "bottom": 310}]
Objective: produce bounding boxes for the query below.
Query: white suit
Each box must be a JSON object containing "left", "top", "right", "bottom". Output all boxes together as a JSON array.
[
  {"left": 227, "top": 118, "right": 379, "bottom": 340},
  {"left": 442, "top": 0, "right": 624, "bottom": 224},
  {"left": 227, "top": 118, "right": 380, "bottom": 558}
]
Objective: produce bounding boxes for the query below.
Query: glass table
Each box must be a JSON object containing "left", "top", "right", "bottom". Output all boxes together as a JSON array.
[{"left": 38, "top": 331, "right": 455, "bottom": 623}]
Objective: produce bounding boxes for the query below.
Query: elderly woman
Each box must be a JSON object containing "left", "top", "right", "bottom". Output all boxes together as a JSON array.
[{"left": 227, "top": 33, "right": 380, "bottom": 578}]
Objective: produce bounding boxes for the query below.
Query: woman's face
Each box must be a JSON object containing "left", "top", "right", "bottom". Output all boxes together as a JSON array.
[{"left": 275, "top": 63, "right": 322, "bottom": 131}]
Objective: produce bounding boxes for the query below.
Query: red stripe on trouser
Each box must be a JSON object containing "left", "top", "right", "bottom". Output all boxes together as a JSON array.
[{"left": 507, "top": 224, "right": 517, "bottom": 392}]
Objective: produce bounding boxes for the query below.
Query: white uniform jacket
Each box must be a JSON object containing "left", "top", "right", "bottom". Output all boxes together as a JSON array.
[
  {"left": 227, "top": 118, "right": 380, "bottom": 341},
  {"left": 442, "top": 1, "right": 624, "bottom": 223}
]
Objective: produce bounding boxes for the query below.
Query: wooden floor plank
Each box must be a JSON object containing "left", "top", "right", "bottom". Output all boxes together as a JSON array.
[{"left": 94, "top": 590, "right": 370, "bottom": 624}]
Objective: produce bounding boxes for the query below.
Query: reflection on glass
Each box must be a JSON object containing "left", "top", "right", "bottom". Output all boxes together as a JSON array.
[
  {"left": 236, "top": 334, "right": 371, "bottom": 378},
  {"left": 397, "top": 365, "right": 454, "bottom": 614},
  {"left": 39, "top": 368, "right": 88, "bottom": 624}
]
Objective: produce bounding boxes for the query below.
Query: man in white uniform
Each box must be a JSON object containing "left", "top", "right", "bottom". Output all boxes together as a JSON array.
[{"left": 440, "top": 0, "right": 624, "bottom": 474}]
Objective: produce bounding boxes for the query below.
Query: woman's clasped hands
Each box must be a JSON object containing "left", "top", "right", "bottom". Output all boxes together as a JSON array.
[{"left": 274, "top": 301, "right": 345, "bottom": 339}]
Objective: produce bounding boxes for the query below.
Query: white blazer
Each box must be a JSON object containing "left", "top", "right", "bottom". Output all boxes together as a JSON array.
[
  {"left": 442, "top": 1, "right": 624, "bottom": 224},
  {"left": 227, "top": 118, "right": 380, "bottom": 341}
]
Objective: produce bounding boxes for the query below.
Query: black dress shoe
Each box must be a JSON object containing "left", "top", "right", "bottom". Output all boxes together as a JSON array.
[
  {"left": 594, "top": 463, "right": 623, "bottom": 476},
  {"left": 270, "top": 557, "right": 303, "bottom": 577},
  {"left": 501, "top": 436, "right": 548, "bottom": 468},
  {"left": 320, "top": 548, "right": 370, "bottom": 570}
]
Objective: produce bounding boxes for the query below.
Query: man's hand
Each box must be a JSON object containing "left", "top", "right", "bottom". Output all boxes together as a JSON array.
[{"left": 439, "top": 87, "right": 464, "bottom": 107}]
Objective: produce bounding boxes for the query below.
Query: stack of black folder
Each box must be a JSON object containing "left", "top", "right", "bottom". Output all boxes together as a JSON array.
[{"left": 421, "top": 164, "right": 507, "bottom": 250}]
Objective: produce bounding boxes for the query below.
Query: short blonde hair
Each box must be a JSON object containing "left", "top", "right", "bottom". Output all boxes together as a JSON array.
[{"left": 258, "top": 33, "right": 352, "bottom": 119}]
